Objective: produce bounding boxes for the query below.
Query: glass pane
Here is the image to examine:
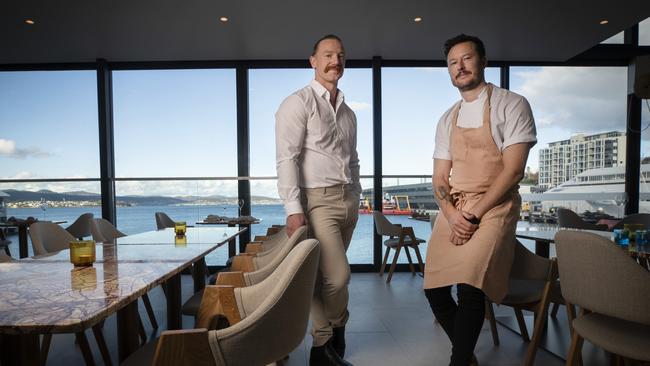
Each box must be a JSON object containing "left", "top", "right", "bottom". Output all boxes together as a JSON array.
[
  {"left": 249, "top": 68, "right": 373, "bottom": 176},
  {"left": 641, "top": 101, "right": 650, "bottom": 213},
  {"left": 250, "top": 177, "right": 374, "bottom": 264},
  {"left": 601, "top": 31, "right": 624, "bottom": 44},
  {"left": 640, "top": 17, "right": 650, "bottom": 46},
  {"left": 114, "top": 179, "right": 239, "bottom": 266},
  {"left": 381, "top": 67, "right": 500, "bottom": 175},
  {"left": 113, "top": 69, "right": 237, "bottom": 178},
  {"left": 367, "top": 178, "right": 433, "bottom": 264},
  {"left": 511, "top": 66, "right": 627, "bottom": 219},
  {"left": 0, "top": 71, "right": 99, "bottom": 179},
  {"left": 0, "top": 182, "right": 101, "bottom": 257}
]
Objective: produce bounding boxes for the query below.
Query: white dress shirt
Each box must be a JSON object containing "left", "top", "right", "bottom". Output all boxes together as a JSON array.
[
  {"left": 276, "top": 79, "right": 361, "bottom": 216},
  {"left": 433, "top": 83, "right": 537, "bottom": 160}
]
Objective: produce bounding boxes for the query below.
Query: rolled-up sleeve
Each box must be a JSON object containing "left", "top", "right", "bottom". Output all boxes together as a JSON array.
[
  {"left": 502, "top": 96, "right": 537, "bottom": 149},
  {"left": 276, "top": 95, "right": 308, "bottom": 216},
  {"left": 433, "top": 110, "right": 453, "bottom": 161}
]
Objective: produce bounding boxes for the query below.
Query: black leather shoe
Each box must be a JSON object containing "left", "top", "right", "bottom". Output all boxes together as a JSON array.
[
  {"left": 332, "top": 325, "right": 346, "bottom": 358},
  {"left": 309, "top": 341, "right": 353, "bottom": 366}
]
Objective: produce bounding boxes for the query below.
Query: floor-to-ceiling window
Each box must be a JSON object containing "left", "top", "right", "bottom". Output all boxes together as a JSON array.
[
  {"left": 379, "top": 67, "right": 500, "bottom": 263},
  {"left": 0, "top": 70, "right": 100, "bottom": 256},
  {"left": 511, "top": 66, "right": 628, "bottom": 221},
  {"left": 112, "top": 68, "right": 237, "bottom": 265},
  {"left": 248, "top": 67, "right": 374, "bottom": 264}
]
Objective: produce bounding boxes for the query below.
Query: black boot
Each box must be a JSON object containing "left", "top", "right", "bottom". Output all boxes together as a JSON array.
[
  {"left": 309, "top": 340, "right": 353, "bottom": 366},
  {"left": 332, "top": 325, "right": 346, "bottom": 358}
]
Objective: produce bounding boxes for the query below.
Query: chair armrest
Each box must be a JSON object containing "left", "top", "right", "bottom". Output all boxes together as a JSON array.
[
  {"left": 216, "top": 271, "right": 246, "bottom": 287},
  {"left": 230, "top": 254, "right": 256, "bottom": 272},
  {"left": 245, "top": 242, "right": 264, "bottom": 254},
  {"left": 152, "top": 328, "right": 215, "bottom": 366},
  {"left": 196, "top": 285, "right": 242, "bottom": 330}
]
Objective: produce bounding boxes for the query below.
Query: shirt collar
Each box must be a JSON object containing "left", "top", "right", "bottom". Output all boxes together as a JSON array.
[
  {"left": 310, "top": 79, "right": 345, "bottom": 107},
  {"left": 461, "top": 83, "right": 489, "bottom": 104}
]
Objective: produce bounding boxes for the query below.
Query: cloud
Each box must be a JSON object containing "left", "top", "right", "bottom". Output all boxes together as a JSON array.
[
  {"left": 514, "top": 67, "right": 627, "bottom": 134},
  {"left": 0, "top": 138, "right": 52, "bottom": 159},
  {"left": 346, "top": 101, "right": 371, "bottom": 112}
]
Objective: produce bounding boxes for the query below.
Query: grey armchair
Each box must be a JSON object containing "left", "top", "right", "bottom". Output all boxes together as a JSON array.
[
  {"left": 555, "top": 230, "right": 650, "bottom": 365},
  {"left": 485, "top": 240, "right": 559, "bottom": 366},
  {"left": 155, "top": 212, "right": 175, "bottom": 230},
  {"left": 29, "top": 221, "right": 76, "bottom": 255},
  {"left": 124, "top": 238, "right": 321, "bottom": 366},
  {"left": 182, "top": 226, "right": 306, "bottom": 318},
  {"left": 65, "top": 212, "right": 96, "bottom": 239},
  {"left": 557, "top": 208, "right": 608, "bottom": 231}
]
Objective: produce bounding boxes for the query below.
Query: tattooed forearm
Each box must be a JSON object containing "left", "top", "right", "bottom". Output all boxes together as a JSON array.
[{"left": 435, "top": 185, "right": 453, "bottom": 205}]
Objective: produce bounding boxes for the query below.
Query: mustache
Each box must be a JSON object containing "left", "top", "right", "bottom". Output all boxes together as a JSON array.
[
  {"left": 325, "top": 65, "right": 342, "bottom": 73},
  {"left": 456, "top": 71, "right": 471, "bottom": 79}
]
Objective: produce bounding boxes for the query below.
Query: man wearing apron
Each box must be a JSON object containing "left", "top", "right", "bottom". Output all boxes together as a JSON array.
[{"left": 424, "top": 34, "right": 537, "bottom": 366}]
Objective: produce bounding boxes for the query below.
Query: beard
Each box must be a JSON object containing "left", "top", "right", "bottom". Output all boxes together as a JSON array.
[{"left": 452, "top": 70, "right": 484, "bottom": 92}]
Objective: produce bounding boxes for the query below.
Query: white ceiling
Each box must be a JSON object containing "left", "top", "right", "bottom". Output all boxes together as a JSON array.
[{"left": 2, "top": 0, "right": 649, "bottom": 64}]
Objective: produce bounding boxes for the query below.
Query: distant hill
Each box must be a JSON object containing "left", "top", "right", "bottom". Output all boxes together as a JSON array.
[{"left": 0, "top": 189, "right": 280, "bottom": 206}]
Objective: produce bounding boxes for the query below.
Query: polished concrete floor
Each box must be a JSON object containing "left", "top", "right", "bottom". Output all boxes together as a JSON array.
[{"left": 24, "top": 270, "right": 612, "bottom": 366}]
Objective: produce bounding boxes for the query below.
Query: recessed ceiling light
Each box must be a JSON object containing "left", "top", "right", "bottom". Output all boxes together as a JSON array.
[
  {"left": 599, "top": 19, "right": 609, "bottom": 25},
  {"left": 414, "top": 17, "right": 422, "bottom": 23},
  {"left": 219, "top": 16, "right": 229, "bottom": 22},
  {"left": 25, "top": 19, "right": 35, "bottom": 25}
]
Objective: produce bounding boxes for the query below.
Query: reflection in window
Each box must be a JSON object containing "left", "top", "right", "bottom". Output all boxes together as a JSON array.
[{"left": 640, "top": 17, "right": 650, "bottom": 45}]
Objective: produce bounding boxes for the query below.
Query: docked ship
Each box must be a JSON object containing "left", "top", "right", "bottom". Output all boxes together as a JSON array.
[
  {"left": 359, "top": 194, "right": 412, "bottom": 215},
  {"left": 360, "top": 183, "right": 438, "bottom": 215},
  {"left": 521, "top": 164, "right": 650, "bottom": 218}
]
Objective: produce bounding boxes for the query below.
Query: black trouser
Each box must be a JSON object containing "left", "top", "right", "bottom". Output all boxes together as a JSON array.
[{"left": 424, "top": 284, "right": 486, "bottom": 366}]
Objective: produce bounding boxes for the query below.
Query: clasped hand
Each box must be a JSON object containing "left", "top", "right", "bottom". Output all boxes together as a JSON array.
[{"left": 448, "top": 210, "right": 479, "bottom": 245}]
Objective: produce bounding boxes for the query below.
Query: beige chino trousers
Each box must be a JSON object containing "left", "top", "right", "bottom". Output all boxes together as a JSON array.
[{"left": 302, "top": 184, "right": 358, "bottom": 347}]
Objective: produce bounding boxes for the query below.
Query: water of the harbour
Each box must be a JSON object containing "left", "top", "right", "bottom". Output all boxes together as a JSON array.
[{"left": 4, "top": 205, "right": 549, "bottom": 265}]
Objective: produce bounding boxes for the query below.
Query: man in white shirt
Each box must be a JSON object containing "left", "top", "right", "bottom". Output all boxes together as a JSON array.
[
  {"left": 275, "top": 34, "right": 360, "bottom": 366},
  {"left": 424, "top": 34, "right": 536, "bottom": 366}
]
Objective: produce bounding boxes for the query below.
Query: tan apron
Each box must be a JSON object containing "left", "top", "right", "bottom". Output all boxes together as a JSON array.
[{"left": 424, "top": 84, "right": 520, "bottom": 303}]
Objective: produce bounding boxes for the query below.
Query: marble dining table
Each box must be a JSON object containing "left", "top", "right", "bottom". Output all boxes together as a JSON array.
[{"left": 0, "top": 226, "right": 245, "bottom": 365}]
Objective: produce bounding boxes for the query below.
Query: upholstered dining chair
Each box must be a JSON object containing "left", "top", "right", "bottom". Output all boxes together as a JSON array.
[
  {"left": 91, "top": 217, "right": 126, "bottom": 242},
  {"left": 65, "top": 212, "right": 96, "bottom": 239},
  {"left": 0, "top": 251, "right": 13, "bottom": 262},
  {"left": 557, "top": 208, "right": 608, "bottom": 231},
  {"left": 123, "top": 238, "right": 321, "bottom": 366},
  {"left": 29, "top": 221, "right": 76, "bottom": 255},
  {"left": 555, "top": 230, "right": 650, "bottom": 365},
  {"left": 373, "top": 211, "right": 425, "bottom": 283},
  {"left": 182, "top": 226, "right": 306, "bottom": 318},
  {"left": 155, "top": 212, "right": 175, "bottom": 230},
  {"left": 28, "top": 221, "right": 115, "bottom": 364},
  {"left": 91, "top": 217, "right": 159, "bottom": 331},
  {"left": 0, "top": 228, "right": 11, "bottom": 256},
  {"left": 485, "top": 240, "right": 559, "bottom": 366}
]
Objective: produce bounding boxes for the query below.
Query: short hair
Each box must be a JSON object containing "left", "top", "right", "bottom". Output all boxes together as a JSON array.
[
  {"left": 312, "top": 34, "right": 343, "bottom": 55},
  {"left": 442, "top": 34, "right": 486, "bottom": 59}
]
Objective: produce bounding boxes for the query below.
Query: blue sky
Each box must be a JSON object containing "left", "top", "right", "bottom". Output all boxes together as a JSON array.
[{"left": 1, "top": 64, "right": 649, "bottom": 198}]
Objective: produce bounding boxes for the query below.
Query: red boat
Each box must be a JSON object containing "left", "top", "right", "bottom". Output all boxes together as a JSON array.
[{"left": 359, "top": 195, "right": 412, "bottom": 215}]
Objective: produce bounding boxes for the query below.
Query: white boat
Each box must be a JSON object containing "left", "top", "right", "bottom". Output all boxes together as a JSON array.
[{"left": 521, "top": 164, "right": 650, "bottom": 218}]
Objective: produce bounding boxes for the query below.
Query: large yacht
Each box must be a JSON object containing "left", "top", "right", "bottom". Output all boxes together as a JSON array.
[{"left": 527, "top": 164, "right": 650, "bottom": 217}]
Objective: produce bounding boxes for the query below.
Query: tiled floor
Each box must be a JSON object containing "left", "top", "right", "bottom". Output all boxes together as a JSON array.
[{"left": 25, "top": 271, "right": 611, "bottom": 366}]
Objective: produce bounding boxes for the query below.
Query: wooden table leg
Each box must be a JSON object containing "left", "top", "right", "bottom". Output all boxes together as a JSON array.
[
  {"left": 19, "top": 225, "right": 29, "bottom": 259},
  {"left": 117, "top": 300, "right": 140, "bottom": 363},
  {"left": 166, "top": 272, "right": 182, "bottom": 330},
  {"left": 535, "top": 239, "right": 550, "bottom": 258},
  {"left": 193, "top": 258, "right": 207, "bottom": 293},
  {"left": 1, "top": 334, "right": 41, "bottom": 366}
]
